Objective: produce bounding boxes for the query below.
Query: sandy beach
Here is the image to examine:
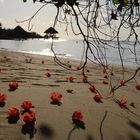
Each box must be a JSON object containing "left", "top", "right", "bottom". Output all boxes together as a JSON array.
[{"left": 0, "top": 50, "right": 140, "bottom": 140}]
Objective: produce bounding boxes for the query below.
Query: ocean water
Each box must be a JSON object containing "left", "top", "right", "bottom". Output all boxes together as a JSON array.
[{"left": 0, "top": 39, "right": 140, "bottom": 67}]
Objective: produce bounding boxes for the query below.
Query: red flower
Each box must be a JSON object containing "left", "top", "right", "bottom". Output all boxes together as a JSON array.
[
  {"left": 8, "top": 107, "right": 20, "bottom": 117},
  {"left": 0, "top": 93, "right": 7, "bottom": 103},
  {"left": 119, "top": 98, "right": 127, "bottom": 107},
  {"left": 41, "top": 60, "right": 44, "bottom": 64},
  {"left": 21, "top": 101, "right": 34, "bottom": 111},
  {"left": 45, "top": 72, "right": 51, "bottom": 77},
  {"left": 69, "top": 65, "right": 72, "bottom": 69},
  {"left": 120, "top": 80, "right": 125, "bottom": 86},
  {"left": 72, "top": 110, "right": 83, "bottom": 121},
  {"left": 82, "top": 75, "right": 88, "bottom": 83},
  {"left": 88, "top": 85, "right": 96, "bottom": 92},
  {"left": 9, "top": 82, "right": 18, "bottom": 90},
  {"left": 77, "top": 66, "right": 80, "bottom": 70},
  {"left": 50, "top": 92, "right": 62, "bottom": 103},
  {"left": 135, "top": 84, "right": 140, "bottom": 90},
  {"left": 23, "top": 111, "right": 36, "bottom": 123},
  {"left": 67, "top": 76, "right": 75, "bottom": 82},
  {"left": 110, "top": 72, "right": 114, "bottom": 76},
  {"left": 104, "top": 75, "right": 108, "bottom": 79},
  {"left": 93, "top": 93, "right": 102, "bottom": 101}
]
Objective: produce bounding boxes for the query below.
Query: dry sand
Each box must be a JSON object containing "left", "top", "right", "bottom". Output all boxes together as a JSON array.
[{"left": 0, "top": 50, "right": 140, "bottom": 140}]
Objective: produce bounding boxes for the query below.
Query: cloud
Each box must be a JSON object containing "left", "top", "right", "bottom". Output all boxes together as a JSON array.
[{"left": 0, "top": 0, "right": 4, "bottom": 2}]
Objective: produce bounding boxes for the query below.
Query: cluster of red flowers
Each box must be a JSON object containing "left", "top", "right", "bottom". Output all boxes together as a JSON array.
[
  {"left": 21, "top": 100, "right": 36, "bottom": 124},
  {"left": 7, "top": 101, "right": 36, "bottom": 124},
  {"left": 50, "top": 92, "right": 62, "bottom": 103},
  {"left": 0, "top": 93, "right": 7, "bottom": 104},
  {"left": 72, "top": 110, "right": 83, "bottom": 121},
  {"left": 9, "top": 81, "right": 18, "bottom": 90}
]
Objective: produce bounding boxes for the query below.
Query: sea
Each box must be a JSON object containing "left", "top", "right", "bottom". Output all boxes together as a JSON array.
[{"left": 0, "top": 39, "right": 140, "bottom": 67}]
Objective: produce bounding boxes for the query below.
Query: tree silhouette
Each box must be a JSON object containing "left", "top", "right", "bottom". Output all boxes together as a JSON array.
[{"left": 21, "top": 0, "right": 140, "bottom": 94}]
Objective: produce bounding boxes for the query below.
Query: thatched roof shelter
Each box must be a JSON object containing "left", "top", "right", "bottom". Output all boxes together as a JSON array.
[
  {"left": 13, "top": 26, "right": 27, "bottom": 33},
  {"left": 44, "top": 27, "right": 59, "bottom": 39},
  {"left": 44, "top": 27, "right": 58, "bottom": 34}
]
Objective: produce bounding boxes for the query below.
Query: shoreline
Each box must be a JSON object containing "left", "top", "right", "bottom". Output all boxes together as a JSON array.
[{"left": 0, "top": 49, "right": 140, "bottom": 140}]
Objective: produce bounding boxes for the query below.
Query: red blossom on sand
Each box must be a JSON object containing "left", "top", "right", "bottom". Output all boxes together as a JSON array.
[
  {"left": 93, "top": 93, "right": 102, "bottom": 101},
  {"left": 88, "top": 85, "right": 96, "bottom": 92},
  {"left": 0, "top": 93, "right": 7, "bottom": 103},
  {"left": 119, "top": 98, "right": 127, "bottom": 107},
  {"left": 68, "top": 65, "right": 72, "bottom": 69},
  {"left": 104, "top": 75, "right": 108, "bottom": 79},
  {"left": 9, "top": 82, "right": 18, "bottom": 90},
  {"left": 21, "top": 101, "right": 34, "bottom": 111},
  {"left": 82, "top": 75, "right": 88, "bottom": 83},
  {"left": 72, "top": 110, "right": 83, "bottom": 121},
  {"left": 50, "top": 92, "right": 62, "bottom": 103},
  {"left": 120, "top": 80, "right": 125, "bottom": 86},
  {"left": 110, "top": 72, "right": 114, "bottom": 76},
  {"left": 67, "top": 76, "right": 75, "bottom": 82},
  {"left": 23, "top": 111, "right": 36, "bottom": 123},
  {"left": 135, "top": 84, "right": 140, "bottom": 90},
  {"left": 41, "top": 60, "right": 44, "bottom": 64},
  {"left": 45, "top": 72, "right": 51, "bottom": 77},
  {"left": 8, "top": 107, "right": 20, "bottom": 117},
  {"left": 77, "top": 66, "right": 80, "bottom": 70}
]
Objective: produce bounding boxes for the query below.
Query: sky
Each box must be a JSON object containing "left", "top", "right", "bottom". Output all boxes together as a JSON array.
[
  {"left": 0, "top": 0, "right": 140, "bottom": 40},
  {"left": 0, "top": 0, "right": 80, "bottom": 40}
]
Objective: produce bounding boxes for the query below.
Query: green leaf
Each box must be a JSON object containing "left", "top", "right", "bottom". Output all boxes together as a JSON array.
[{"left": 113, "top": 0, "right": 128, "bottom": 6}]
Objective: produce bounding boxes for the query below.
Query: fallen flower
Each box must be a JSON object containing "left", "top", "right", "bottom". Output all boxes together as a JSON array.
[
  {"left": 77, "top": 66, "right": 80, "bottom": 71},
  {"left": 0, "top": 93, "right": 7, "bottom": 103},
  {"left": 104, "top": 75, "right": 108, "bottom": 79},
  {"left": 8, "top": 107, "right": 20, "bottom": 117},
  {"left": 120, "top": 80, "right": 125, "bottom": 86},
  {"left": 50, "top": 92, "right": 62, "bottom": 103},
  {"left": 9, "top": 82, "right": 18, "bottom": 90},
  {"left": 93, "top": 93, "right": 102, "bottom": 101},
  {"left": 88, "top": 85, "right": 96, "bottom": 92},
  {"left": 67, "top": 76, "right": 75, "bottom": 82},
  {"left": 45, "top": 72, "right": 51, "bottom": 77},
  {"left": 119, "top": 98, "right": 127, "bottom": 107},
  {"left": 82, "top": 75, "right": 88, "bottom": 83},
  {"left": 110, "top": 72, "right": 114, "bottom": 76},
  {"left": 103, "top": 80, "right": 109, "bottom": 84},
  {"left": 72, "top": 110, "right": 83, "bottom": 121},
  {"left": 21, "top": 101, "right": 34, "bottom": 111},
  {"left": 23, "top": 111, "right": 36, "bottom": 123},
  {"left": 135, "top": 84, "right": 140, "bottom": 90},
  {"left": 69, "top": 65, "right": 72, "bottom": 69}
]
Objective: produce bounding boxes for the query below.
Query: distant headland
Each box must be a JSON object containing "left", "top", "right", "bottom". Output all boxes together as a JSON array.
[
  {"left": 0, "top": 25, "right": 43, "bottom": 40},
  {"left": 0, "top": 25, "right": 59, "bottom": 40}
]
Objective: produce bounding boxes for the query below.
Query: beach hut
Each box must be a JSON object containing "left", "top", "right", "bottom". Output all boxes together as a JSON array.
[{"left": 44, "top": 27, "right": 59, "bottom": 39}]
